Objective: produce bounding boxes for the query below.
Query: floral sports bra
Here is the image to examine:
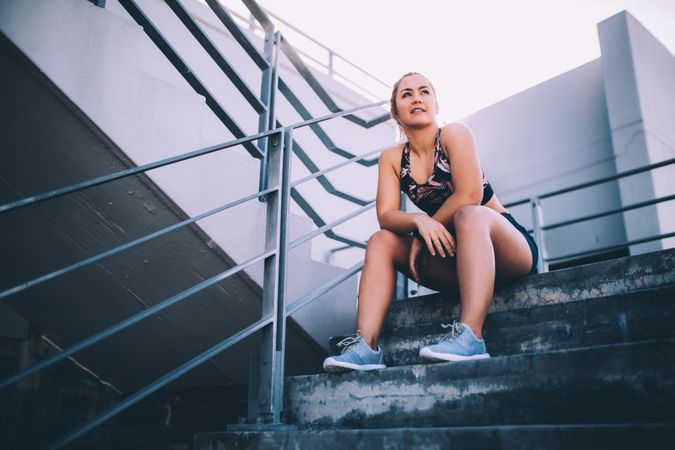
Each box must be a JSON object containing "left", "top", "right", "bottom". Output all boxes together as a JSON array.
[{"left": 399, "top": 128, "right": 494, "bottom": 216}]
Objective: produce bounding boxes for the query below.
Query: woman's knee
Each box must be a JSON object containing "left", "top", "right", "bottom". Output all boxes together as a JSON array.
[
  {"left": 365, "top": 229, "right": 403, "bottom": 258},
  {"left": 454, "top": 205, "right": 489, "bottom": 231}
]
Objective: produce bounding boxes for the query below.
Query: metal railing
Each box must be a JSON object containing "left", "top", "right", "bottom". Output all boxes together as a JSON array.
[
  {"left": 224, "top": 0, "right": 390, "bottom": 100},
  {"left": 2, "top": 1, "right": 393, "bottom": 447},
  {"left": 504, "top": 157, "right": 675, "bottom": 272},
  {"left": 0, "top": 99, "right": 385, "bottom": 447}
]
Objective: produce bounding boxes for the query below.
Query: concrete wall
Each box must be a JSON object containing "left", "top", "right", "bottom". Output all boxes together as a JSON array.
[
  {"left": 463, "top": 59, "right": 626, "bottom": 263},
  {"left": 599, "top": 10, "right": 675, "bottom": 254},
  {"left": 0, "top": 0, "right": 397, "bottom": 350}
]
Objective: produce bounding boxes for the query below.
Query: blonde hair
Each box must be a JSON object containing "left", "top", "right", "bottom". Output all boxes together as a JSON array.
[{"left": 389, "top": 72, "right": 437, "bottom": 139}]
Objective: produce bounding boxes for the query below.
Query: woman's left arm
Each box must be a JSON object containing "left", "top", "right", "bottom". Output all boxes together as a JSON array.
[{"left": 430, "top": 122, "right": 484, "bottom": 228}]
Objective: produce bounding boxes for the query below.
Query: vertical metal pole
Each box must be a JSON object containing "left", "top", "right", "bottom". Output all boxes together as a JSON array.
[
  {"left": 258, "top": 30, "right": 280, "bottom": 200},
  {"left": 395, "top": 192, "right": 409, "bottom": 299},
  {"left": 328, "top": 50, "right": 334, "bottom": 76},
  {"left": 254, "top": 129, "right": 284, "bottom": 423},
  {"left": 530, "top": 197, "right": 548, "bottom": 273},
  {"left": 270, "top": 127, "right": 293, "bottom": 424}
]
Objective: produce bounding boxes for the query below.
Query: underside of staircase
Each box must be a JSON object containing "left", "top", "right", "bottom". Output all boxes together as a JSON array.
[{"left": 196, "top": 248, "right": 675, "bottom": 449}]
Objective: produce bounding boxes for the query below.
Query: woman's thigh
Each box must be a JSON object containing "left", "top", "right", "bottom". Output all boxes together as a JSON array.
[{"left": 369, "top": 230, "right": 460, "bottom": 293}]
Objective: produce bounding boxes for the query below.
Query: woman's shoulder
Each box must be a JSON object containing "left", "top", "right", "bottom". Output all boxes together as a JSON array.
[
  {"left": 439, "top": 122, "right": 474, "bottom": 141},
  {"left": 379, "top": 143, "right": 405, "bottom": 167}
]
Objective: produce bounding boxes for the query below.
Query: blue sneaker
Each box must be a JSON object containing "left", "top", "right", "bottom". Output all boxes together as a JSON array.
[
  {"left": 323, "top": 333, "right": 386, "bottom": 372},
  {"left": 419, "top": 322, "right": 491, "bottom": 362}
]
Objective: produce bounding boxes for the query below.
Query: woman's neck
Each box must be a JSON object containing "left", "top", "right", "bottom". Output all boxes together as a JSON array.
[{"left": 405, "top": 125, "right": 438, "bottom": 156}]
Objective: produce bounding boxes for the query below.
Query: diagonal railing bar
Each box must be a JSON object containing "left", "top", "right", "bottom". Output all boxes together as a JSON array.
[
  {"left": 278, "top": 79, "right": 382, "bottom": 165},
  {"left": 290, "top": 188, "right": 366, "bottom": 249},
  {"left": 263, "top": 7, "right": 390, "bottom": 90},
  {"left": 165, "top": 0, "right": 266, "bottom": 114},
  {"left": 538, "top": 157, "right": 675, "bottom": 200},
  {"left": 278, "top": 36, "right": 391, "bottom": 128},
  {"left": 543, "top": 193, "right": 675, "bottom": 232},
  {"left": 504, "top": 157, "right": 675, "bottom": 208},
  {"left": 288, "top": 201, "right": 375, "bottom": 251},
  {"left": 285, "top": 261, "right": 364, "bottom": 317},
  {"left": 0, "top": 248, "right": 275, "bottom": 390},
  {"left": 290, "top": 147, "right": 382, "bottom": 188},
  {"left": 205, "top": 0, "right": 268, "bottom": 69},
  {"left": 241, "top": 0, "right": 273, "bottom": 31},
  {"left": 0, "top": 129, "right": 279, "bottom": 214},
  {"left": 46, "top": 313, "right": 274, "bottom": 450},
  {"left": 546, "top": 231, "right": 675, "bottom": 263},
  {"left": 117, "top": 0, "right": 261, "bottom": 158},
  {"left": 291, "top": 141, "right": 369, "bottom": 206},
  {"left": 0, "top": 185, "right": 279, "bottom": 301}
]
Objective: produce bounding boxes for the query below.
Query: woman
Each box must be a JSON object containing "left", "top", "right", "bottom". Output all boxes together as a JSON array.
[{"left": 323, "top": 72, "right": 538, "bottom": 372}]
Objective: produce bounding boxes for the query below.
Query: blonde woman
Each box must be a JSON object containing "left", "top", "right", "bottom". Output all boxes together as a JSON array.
[{"left": 323, "top": 72, "right": 538, "bottom": 372}]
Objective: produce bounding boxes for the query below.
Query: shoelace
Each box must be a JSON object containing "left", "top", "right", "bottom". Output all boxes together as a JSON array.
[
  {"left": 336, "top": 335, "right": 361, "bottom": 354},
  {"left": 439, "top": 322, "right": 464, "bottom": 342}
]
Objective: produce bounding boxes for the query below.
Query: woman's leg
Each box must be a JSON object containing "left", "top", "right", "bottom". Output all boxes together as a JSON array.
[
  {"left": 451, "top": 205, "right": 534, "bottom": 338},
  {"left": 357, "top": 230, "right": 459, "bottom": 349}
]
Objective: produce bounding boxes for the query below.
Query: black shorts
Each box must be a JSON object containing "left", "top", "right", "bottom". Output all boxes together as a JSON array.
[{"left": 501, "top": 212, "right": 539, "bottom": 274}]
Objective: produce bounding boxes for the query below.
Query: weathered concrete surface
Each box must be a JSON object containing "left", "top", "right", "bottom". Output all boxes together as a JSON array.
[
  {"left": 196, "top": 424, "right": 675, "bottom": 450},
  {"left": 332, "top": 285, "right": 675, "bottom": 367},
  {"left": 0, "top": 327, "right": 247, "bottom": 450},
  {"left": 383, "top": 248, "right": 675, "bottom": 332},
  {"left": 285, "top": 339, "right": 675, "bottom": 429}
]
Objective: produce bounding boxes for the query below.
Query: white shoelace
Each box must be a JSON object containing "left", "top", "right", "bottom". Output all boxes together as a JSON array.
[
  {"left": 440, "top": 322, "right": 464, "bottom": 342},
  {"left": 335, "top": 335, "right": 360, "bottom": 354}
]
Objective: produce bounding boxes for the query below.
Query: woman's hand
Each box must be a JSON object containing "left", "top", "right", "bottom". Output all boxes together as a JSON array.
[{"left": 414, "top": 214, "right": 456, "bottom": 258}]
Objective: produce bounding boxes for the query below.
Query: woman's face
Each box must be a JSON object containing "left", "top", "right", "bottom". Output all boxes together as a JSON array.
[{"left": 394, "top": 74, "right": 438, "bottom": 129}]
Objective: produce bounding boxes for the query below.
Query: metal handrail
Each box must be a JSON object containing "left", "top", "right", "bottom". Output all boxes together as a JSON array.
[
  {"left": 0, "top": 129, "right": 279, "bottom": 214},
  {"left": 117, "top": 0, "right": 262, "bottom": 158},
  {"left": 0, "top": 247, "right": 275, "bottom": 389},
  {"left": 47, "top": 313, "right": 274, "bottom": 449},
  {"left": 0, "top": 184, "right": 278, "bottom": 300},
  {"left": 515, "top": 157, "right": 675, "bottom": 271},
  {"left": 226, "top": 1, "right": 389, "bottom": 92}
]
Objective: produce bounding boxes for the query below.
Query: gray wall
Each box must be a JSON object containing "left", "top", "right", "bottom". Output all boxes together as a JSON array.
[
  {"left": 599, "top": 10, "right": 675, "bottom": 254},
  {"left": 464, "top": 59, "right": 625, "bottom": 263}
]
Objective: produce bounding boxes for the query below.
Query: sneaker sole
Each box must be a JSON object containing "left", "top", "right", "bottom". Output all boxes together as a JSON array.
[
  {"left": 419, "top": 347, "right": 491, "bottom": 362},
  {"left": 323, "top": 359, "right": 386, "bottom": 373}
]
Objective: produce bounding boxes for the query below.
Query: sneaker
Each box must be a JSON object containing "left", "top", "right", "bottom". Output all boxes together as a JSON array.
[
  {"left": 323, "top": 333, "right": 386, "bottom": 373},
  {"left": 419, "top": 322, "right": 491, "bottom": 362}
]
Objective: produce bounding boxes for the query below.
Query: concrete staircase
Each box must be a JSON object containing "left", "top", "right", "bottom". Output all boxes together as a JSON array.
[{"left": 194, "top": 248, "right": 675, "bottom": 449}]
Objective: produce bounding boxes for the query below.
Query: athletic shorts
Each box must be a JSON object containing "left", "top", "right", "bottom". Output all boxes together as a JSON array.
[{"left": 501, "top": 212, "right": 539, "bottom": 274}]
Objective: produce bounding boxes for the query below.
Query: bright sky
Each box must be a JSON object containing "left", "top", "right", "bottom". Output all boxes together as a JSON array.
[{"left": 245, "top": 0, "right": 675, "bottom": 123}]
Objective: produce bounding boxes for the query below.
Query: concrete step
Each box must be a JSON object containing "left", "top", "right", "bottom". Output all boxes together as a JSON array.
[
  {"left": 195, "top": 423, "right": 675, "bottom": 450},
  {"left": 382, "top": 248, "right": 675, "bottom": 334},
  {"left": 285, "top": 339, "right": 675, "bottom": 429},
  {"left": 332, "top": 285, "right": 675, "bottom": 367}
]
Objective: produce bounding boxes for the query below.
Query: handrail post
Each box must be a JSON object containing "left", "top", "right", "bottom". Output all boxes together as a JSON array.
[
  {"left": 530, "top": 196, "right": 548, "bottom": 273},
  {"left": 328, "top": 50, "right": 335, "bottom": 76},
  {"left": 258, "top": 28, "right": 280, "bottom": 201},
  {"left": 250, "top": 126, "right": 292, "bottom": 426},
  {"left": 251, "top": 128, "right": 284, "bottom": 424},
  {"left": 395, "top": 192, "right": 409, "bottom": 299}
]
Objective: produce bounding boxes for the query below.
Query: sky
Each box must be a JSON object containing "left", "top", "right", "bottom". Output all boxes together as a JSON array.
[{"left": 231, "top": 0, "right": 675, "bottom": 123}]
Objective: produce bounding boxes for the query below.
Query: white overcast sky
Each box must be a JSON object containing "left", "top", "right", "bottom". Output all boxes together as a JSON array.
[{"left": 231, "top": 0, "right": 675, "bottom": 123}]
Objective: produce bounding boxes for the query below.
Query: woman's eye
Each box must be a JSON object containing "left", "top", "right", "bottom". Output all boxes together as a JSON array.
[{"left": 401, "top": 92, "right": 410, "bottom": 98}]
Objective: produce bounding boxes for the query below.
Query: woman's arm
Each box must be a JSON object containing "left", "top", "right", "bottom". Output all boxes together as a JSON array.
[
  {"left": 375, "top": 146, "right": 423, "bottom": 234},
  {"left": 429, "top": 122, "right": 484, "bottom": 229}
]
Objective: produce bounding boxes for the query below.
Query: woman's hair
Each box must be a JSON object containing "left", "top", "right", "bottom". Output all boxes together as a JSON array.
[{"left": 389, "top": 72, "right": 437, "bottom": 139}]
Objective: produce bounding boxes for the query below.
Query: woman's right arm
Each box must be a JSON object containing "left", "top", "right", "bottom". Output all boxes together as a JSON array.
[
  {"left": 376, "top": 147, "right": 422, "bottom": 234},
  {"left": 376, "top": 147, "right": 455, "bottom": 259}
]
